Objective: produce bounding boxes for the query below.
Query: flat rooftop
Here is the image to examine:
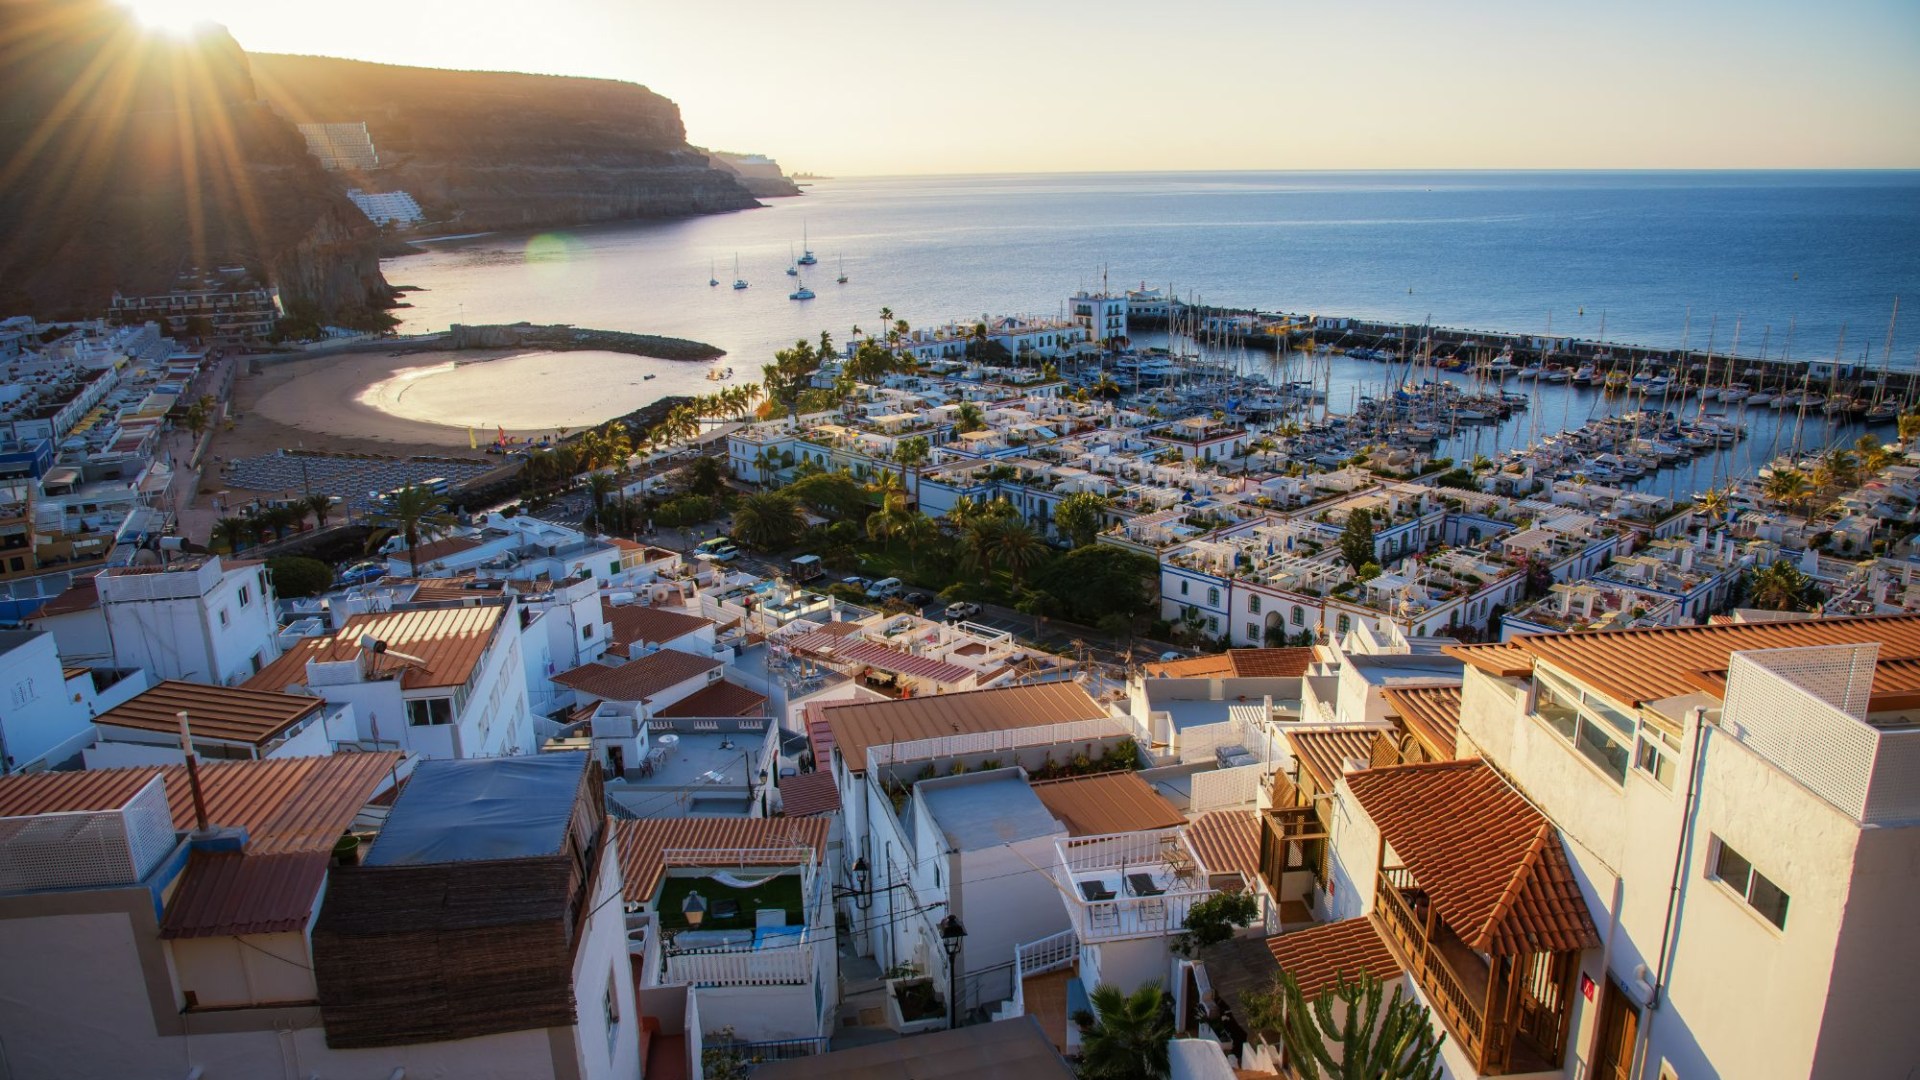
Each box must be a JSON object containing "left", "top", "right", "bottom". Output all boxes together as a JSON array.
[
  {"left": 365, "top": 754, "right": 587, "bottom": 866},
  {"left": 918, "top": 769, "right": 1062, "bottom": 852}
]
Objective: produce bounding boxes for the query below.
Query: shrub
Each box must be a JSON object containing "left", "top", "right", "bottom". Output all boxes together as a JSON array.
[{"left": 267, "top": 556, "right": 332, "bottom": 598}]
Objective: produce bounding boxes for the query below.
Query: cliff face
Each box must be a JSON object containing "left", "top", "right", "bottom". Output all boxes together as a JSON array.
[
  {"left": 0, "top": 1, "right": 394, "bottom": 323},
  {"left": 248, "top": 54, "right": 761, "bottom": 232}
]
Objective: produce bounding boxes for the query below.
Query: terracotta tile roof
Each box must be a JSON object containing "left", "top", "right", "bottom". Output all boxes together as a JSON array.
[
  {"left": 246, "top": 605, "right": 507, "bottom": 693},
  {"left": 31, "top": 576, "right": 98, "bottom": 617},
  {"left": 1447, "top": 613, "right": 1920, "bottom": 708},
  {"left": 824, "top": 682, "right": 1111, "bottom": 773},
  {"left": 1382, "top": 685, "right": 1463, "bottom": 761},
  {"left": 603, "top": 602, "right": 710, "bottom": 649},
  {"left": 1029, "top": 771, "right": 1185, "bottom": 837},
  {"left": 402, "top": 534, "right": 483, "bottom": 566},
  {"left": 1144, "top": 648, "right": 1315, "bottom": 680},
  {"left": 554, "top": 650, "right": 721, "bottom": 703},
  {"left": 1286, "top": 729, "right": 1380, "bottom": 792},
  {"left": 1189, "top": 810, "right": 1260, "bottom": 884},
  {"left": 612, "top": 816, "right": 829, "bottom": 902},
  {"left": 0, "top": 752, "right": 399, "bottom": 856},
  {"left": 161, "top": 851, "right": 330, "bottom": 938},
  {"left": 94, "top": 680, "right": 324, "bottom": 746},
  {"left": 1346, "top": 760, "right": 1599, "bottom": 955},
  {"left": 777, "top": 770, "right": 841, "bottom": 818},
  {"left": 652, "top": 680, "right": 767, "bottom": 718},
  {"left": 833, "top": 639, "right": 973, "bottom": 686},
  {"left": 1266, "top": 918, "right": 1403, "bottom": 997}
]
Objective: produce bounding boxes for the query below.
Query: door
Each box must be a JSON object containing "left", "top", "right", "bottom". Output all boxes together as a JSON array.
[{"left": 1591, "top": 976, "right": 1640, "bottom": 1080}]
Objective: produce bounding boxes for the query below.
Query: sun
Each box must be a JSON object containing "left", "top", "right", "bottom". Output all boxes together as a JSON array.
[{"left": 119, "top": 0, "right": 219, "bottom": 37}]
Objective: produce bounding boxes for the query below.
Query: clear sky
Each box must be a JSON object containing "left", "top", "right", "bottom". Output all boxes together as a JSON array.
[{"left": 123, "top": 0, "right": 1920, "bottom": 175}]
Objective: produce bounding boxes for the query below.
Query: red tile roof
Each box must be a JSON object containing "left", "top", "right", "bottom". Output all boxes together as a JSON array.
[
  {"left": 1189, "top": 810, "right": 1261, "bottom": 885},
  {"left": 1266, "top": 918, "right": 1403, "bottom": 997},
  {"left": 161, "top": 851, "right": 330, "bottom": 938},
  {"left": 612, "top": 817, "right": 829, "bottom": 902},
  {"left": 603, "top": 602, "right": 711, "bottom": 649},
  {"left": 0, "top": 753, "right": 398, "bottom": 856},
  {"left": 833, "top": 639, "right": 973, "bottom": 686},
  {"left": 1381, "top": 685, "right": 1463, "bottom": 761},
  {"left": 31, "top": 576, "right": 98, "bottom": 618},
  {"left": 94, "top": 680, "right": 323, "bottom": 746},
  {"left": 1144, "top": 648, "right": 1316, "bottom": 679},
  {"left": 1285, "top": 729, "right": 1379, "bottom": 792},
  {"left": 1346, "top": 760, "right": 1599, "bottom": 955},
  {"left": 554, "top": 650, "right": 721, "bottom": 703},
  {"left": 1448, "top": 613, "right": 1920, "bottom": 708},
  {"left": 1030, "top": 771, "right": 1185, "bottom": 837},
  {"left": 652, "top": 680, "right": 768, "bottom": 719},
  {"left": 247, "top": 605, "right": 507, "bottom": 693},
  {"left": 777, "top": 771, "right": 841, "bottom": 818},
  {"left": 823, "top": 682, "right": 1111, "bottom": 773},
  {"left": 402, "top": 534, "right": 483, "bottom": 566}
]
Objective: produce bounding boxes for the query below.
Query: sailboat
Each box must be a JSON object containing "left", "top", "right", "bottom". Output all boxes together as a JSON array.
[
  {"left": 708, "top": 259, "right": 718, "bottom": 287},
  {"left": 798, "top": 222, "right": 817, "bottom": 266},
  {"left": 731, "top": 254, "right": 748, "bottom": 290},
  {"left": 786, "top": 244, "right": 799, "bottom": 276},
  {"left": 835, "top": 255, "right": 848, "bottom": 285},
  {"left": 789, "top": 277, "right": 814, "bottom": 301}
]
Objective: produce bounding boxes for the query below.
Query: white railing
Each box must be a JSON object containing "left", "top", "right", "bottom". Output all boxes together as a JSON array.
[
  {"left": 1061, "top": 828, "right": 1188, "bottom": 875},
  {"left": 664, "top": 940, "right": 813, "bottom": 987},
  {"left": 1190, "top": 762, "right": 1267, "bottom": 813},
  {"left": 1005, "top": 928, "right": 1079, "bottom": 1020},
  {"left": 868, "top": 716, "right": 1128, "bottom": 768},
  {"left": 1069, "top": 887, "right": 1215, "bottom": 944}
]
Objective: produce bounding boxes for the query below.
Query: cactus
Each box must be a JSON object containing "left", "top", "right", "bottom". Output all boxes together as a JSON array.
[{"left": 1270, "top": 969, "right": 1446, "bottom": 1080}]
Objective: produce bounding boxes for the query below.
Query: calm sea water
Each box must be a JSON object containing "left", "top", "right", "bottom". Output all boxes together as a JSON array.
[{"left": 382, "top": 171, "right": 1920, "bottom": 484}]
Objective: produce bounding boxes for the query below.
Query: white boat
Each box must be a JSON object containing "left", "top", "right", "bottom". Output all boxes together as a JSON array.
[
  {"left": 1542, "top": 367, "right": 1570, "bottom": 383},
  {"left": 1572, "top": 364, "right": 1596, "bottom": 385},
  {"left": 1720, "top": 383, "right": 1751, "bottom": 403},
  {"left": 835, "top": 255, "right": 848, "bottom": 285},
  {"left": 789, "top": 281, "right": 814, "bottom": 301},
  {"left": 731, "top": 254, "right": 748, "bottom": 290},
  {"left": 798, "top": 223, "right": 817, "bottom": 266},
  {"left": 1747, "top": 391, "right": 1776, "bottom": 407},
  {"left": 786, "top": 244, "right": 799, "bottom": 276},
  {"left": 1517, "top": 364, "right": 1543, "bottom": 379},
  {"left": 708, "top": 259, "right": 718, "bottom": 287}
]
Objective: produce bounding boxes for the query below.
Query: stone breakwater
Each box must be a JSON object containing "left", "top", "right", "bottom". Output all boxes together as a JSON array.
[{"left": 442, "top": 323, "right": 724, "bottom": 362}]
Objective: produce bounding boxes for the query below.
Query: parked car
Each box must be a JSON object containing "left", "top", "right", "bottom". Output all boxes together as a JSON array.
[
  {"left": 945, "top": 601, "right": 982, "bottom": 621},
  {"left": 842, "top": 576, "right": 873, "bottom": 592},
  {"left": 337, "top": 560, "right": 386, "bottom": 587},
  {"left": 695, "top": 543, "right": 739, "bottom": 563},
  {"left": 904, "top": 591, "right": 932, "bottom": 607},
  {"left": 865, "top": 577, "right": 904, "bottom": 601}
]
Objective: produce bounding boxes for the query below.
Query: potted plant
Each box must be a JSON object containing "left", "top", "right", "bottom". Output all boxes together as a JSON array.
[{"left": 883, "top": 963, "right": 948, "bottom": 1034}]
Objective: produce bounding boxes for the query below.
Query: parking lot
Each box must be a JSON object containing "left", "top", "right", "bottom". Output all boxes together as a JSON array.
[{"left": 222, "top": 452, "right": 498, "bottom": 510}]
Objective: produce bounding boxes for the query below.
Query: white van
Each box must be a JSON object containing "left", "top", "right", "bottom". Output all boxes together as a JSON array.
[{"left": 865, "top": 577, "right": 904, "bottom": 601}]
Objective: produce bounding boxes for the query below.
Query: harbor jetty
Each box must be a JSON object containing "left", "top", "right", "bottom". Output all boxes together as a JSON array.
[{"left": 440, "top": 322, "right": 724, "bottom": 362}]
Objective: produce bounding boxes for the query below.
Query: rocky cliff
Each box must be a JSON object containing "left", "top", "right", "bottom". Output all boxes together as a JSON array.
[
  {"left": 248, "top": 54, "right": 762, "bottom": 232},
  {"left": 0, "top": 1, "right": 394, "bottom": 324}
]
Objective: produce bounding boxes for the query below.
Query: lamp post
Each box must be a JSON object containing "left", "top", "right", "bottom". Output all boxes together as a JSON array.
[{"left": 938, "top": 912, "right": 967, "bottom": 1029}]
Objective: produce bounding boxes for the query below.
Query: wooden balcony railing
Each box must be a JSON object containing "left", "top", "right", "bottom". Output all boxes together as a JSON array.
[
  {"left": 1373, "top": 867, "right": 1487, "bottom": 1070},
  {"left": 1264, "top": 804, "right": 1327, "bottom": 844}
]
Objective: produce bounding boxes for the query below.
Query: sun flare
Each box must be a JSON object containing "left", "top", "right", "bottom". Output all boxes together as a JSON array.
[{"left": 119, "top": 0, "right": 215, "bottom": 37}]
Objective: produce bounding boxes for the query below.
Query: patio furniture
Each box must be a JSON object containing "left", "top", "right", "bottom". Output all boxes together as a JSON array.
[
  {"left": 1125, "top": 872, "right": 1165, "bottom": 898},
  {"left": 1078, "top": 879, "right": 1117, "bottom": 902},
  {"left": 1090, "top": 903, "right": 1120, "bottom": 932},
  {"left": 711, "top": 899, "right": 741, "bottom": 921},
  {"left": 755, "top": 908, "right": 787, "bottom": 929}
]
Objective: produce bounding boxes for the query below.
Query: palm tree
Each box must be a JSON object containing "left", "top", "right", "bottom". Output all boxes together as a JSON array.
[
  {"left": 585, "top": 472, "right": 618, "bottom": 526},
  {"left": 1855, "top": 433, "right": 1891, "bottom": 477},
  {"left": 1900, "top": 412, "right": 1920, "bottom": 444},
  {"left": 898, "top": 513, "right": 939, "bottom": 572},
  {"left": 983, "top": 518, "right": 1045, "bottom": 587},
  {"left": 1763, "top": 468, "right": 1812, "bottom": 520},
  {"left": 732, "top": 491, "right": 807, "bottom": 551},
  {"left": 1694, "top": 486, "right": 1730, "bottom": 526},
  {"left": 211, "top": 516, "right": 251, "bottom": 554},
  {"left": 1748, "top": 559, "right": 1821, "bottom": 613},
  {"left": 954, "top": 401, "right": 986, "bottom": 434},
  {"left": 866, "top": 493, "right": 915, "bottom": 550},
  {"left": 1813, "top": 448, "right": 1857, "bottom": 494},
  {"left": 377, "top": 485, "right": 457, "bottom": 575},
  {"left": 1073, "top": 983, "right": 1173, "bottom": 1080},
  {"left": 304, "top": 493, "right": 334, "bottom": 528}
]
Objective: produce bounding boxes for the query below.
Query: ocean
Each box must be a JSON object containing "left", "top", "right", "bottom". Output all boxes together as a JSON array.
[{"left": 381, "top": 171, "right": 1920, "bottom": 489}]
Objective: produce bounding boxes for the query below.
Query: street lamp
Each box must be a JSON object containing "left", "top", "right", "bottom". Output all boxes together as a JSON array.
[
  {"left": 939, "top": 912, "right": 967, "bottom": 1029},
  {"left": 681, "top": 891, "right": 707, "bottom": 929}
]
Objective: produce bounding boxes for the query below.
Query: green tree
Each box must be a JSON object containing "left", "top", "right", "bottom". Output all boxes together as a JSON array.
[
  {"left": 1254, "top": 970, "right": 1445, "bottom": 1080},
  {"left": 1030, "top": 545, "right": 1159, "bottom": 625},
  {"left": 1854, "top": 433, "right": 1892, "bottom": 477},
  {"left": 1762, "top": 468, "right": 1815, "bottom": 522},
  {"left": 376, "top": 485, "right": 457, "bottom": 576},
  {"left": 211, "top": 516, "right": 251, "bottom": 554},
  {"left": 982, "top": 518, "right": 1046, "bottom": 588},
  {"left": 787, "top": 470, "right": 871, "bottom": 521},
  {"left": 1747, "top": 558, "right": 1823, "bottom": 612},
  {"left": 1339, "top": 507, "right": 1377, "bottom": 571},
  {"left": 1073, "top": 983, "right": 1174, "bottom": 1080},
  {"left": 953, "top": 401, "right": 986, "bottom": 434},
  {"left": 683, "top": 455, "right": 729, "bottom": 497},
  {"left": 732, "top": 491, "right": 807, "bottom": 551},
  {"left": 1900, "top": 412, "right": 1920, "bottom": 443},
  {"left": 1053, "top": 491, "right": 1111, "bottom": 548},
  {"left": 865, "top": 493, "right": 916, "bottom": 551},
  {"left": 894, "top": 435, "right": 931, "bottom": 468},
  {"left": 266, "top": 556, "right": 332, "bottom": 599},
  {"left": 898, "top": 512, "right": 940, "bottom": 572},
  {"left": 1172, "top": 890, "right": 1259, "bottom": 957},
  {"left": 303, "top": 493, "right": 335, "bottom": 528}
]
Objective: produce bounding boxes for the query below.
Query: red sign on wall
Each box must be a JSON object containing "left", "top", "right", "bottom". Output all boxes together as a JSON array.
[{"left": 1580, "top": 973, "right": 1597, "bottom": 1002}]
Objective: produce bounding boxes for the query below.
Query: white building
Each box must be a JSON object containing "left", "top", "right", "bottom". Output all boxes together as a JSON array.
[
  {"left": 0, "top": 628, "right": 146, "bottom": 772},
  {"left": 1068, "top": 290, "right": 1129, "bottom": 343},
  {"left": 87, "top": 557, "right": 281, "bottom": 685}
]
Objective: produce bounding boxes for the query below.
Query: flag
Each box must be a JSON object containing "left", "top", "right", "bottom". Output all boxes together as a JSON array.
[
  {"left": 497, "top": 425, "right": 508, "bottom": 447},
  {"left": 468, "top": 427, "right": 477, "bottom": 449}
]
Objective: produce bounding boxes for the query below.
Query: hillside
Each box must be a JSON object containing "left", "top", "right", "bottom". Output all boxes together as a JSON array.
[
  {"left": 248, "top": 54, "right": 762, "bottom": 231},
  {"left": 0, "top": 1, "right": 392, "bottom": 323}
]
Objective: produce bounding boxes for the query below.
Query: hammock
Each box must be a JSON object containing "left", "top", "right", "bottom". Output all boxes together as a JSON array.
[{"left": 710, "top": 869, "right": 782, "bottom": 890}]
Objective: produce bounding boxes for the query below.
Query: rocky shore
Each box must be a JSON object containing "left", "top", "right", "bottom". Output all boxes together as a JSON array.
[{"left": 437, "top": 323, "right": 725, "bottom": 362}]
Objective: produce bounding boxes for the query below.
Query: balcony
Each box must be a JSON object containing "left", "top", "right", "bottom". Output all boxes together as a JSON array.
[
  {"left": 1371, "top": 865, "right": 1572, "bottom": 1076},
  {"left": 1054, "top": 828, "right": 1216, "bottom": 943}
]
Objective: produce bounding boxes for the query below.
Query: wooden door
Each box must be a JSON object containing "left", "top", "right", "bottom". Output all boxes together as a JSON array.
[{"left": 1591, "top": 976, "right": 1640, "bottom": 1080}]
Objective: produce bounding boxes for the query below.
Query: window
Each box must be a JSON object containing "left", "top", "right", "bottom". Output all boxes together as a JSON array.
[
  {"left": 1207, "top": 586, "right": 1220, "bottom": 606},
  {"left": 1292, "top": 606, "right": 1305, "bottom": 626},
  {"left": 406, "top": 697, "right": 455, "bottom": 727},
  {"left": 1248, "top": 595, "right": 1261, "bottom": 615},
  {"left": 1247, "top": 623, "right": 1259, "bottom": 642},
  {"left": 1634, "top": 721, "right": 1682, "bottom": 790},
  {"left": 1180, "top": 580, "right": 1189, "bottom": 596},
  {"left": 1533, "top": 668, "right": 1631, "bottom": 783},
  {"left": 217, "top": 608, "right": 229, "bottom": 628},
  {"left": 237, "top": 585, "right": 251, "bottom": 608},
  {"left": 1207, "top": 615, "right": 1220, "bottom": 633},
  {"left": 1336, "top": 614, "right": 1351, "bottom": 635},
  {"left": 582, "top": 623, "right": 595, "bottom": 641},
  {"left": 1711, "top": 838, "right": 1789, "bottom": 929},
  {"left": 604, "top": 969, "right": 621, "bottom": 1052}
]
